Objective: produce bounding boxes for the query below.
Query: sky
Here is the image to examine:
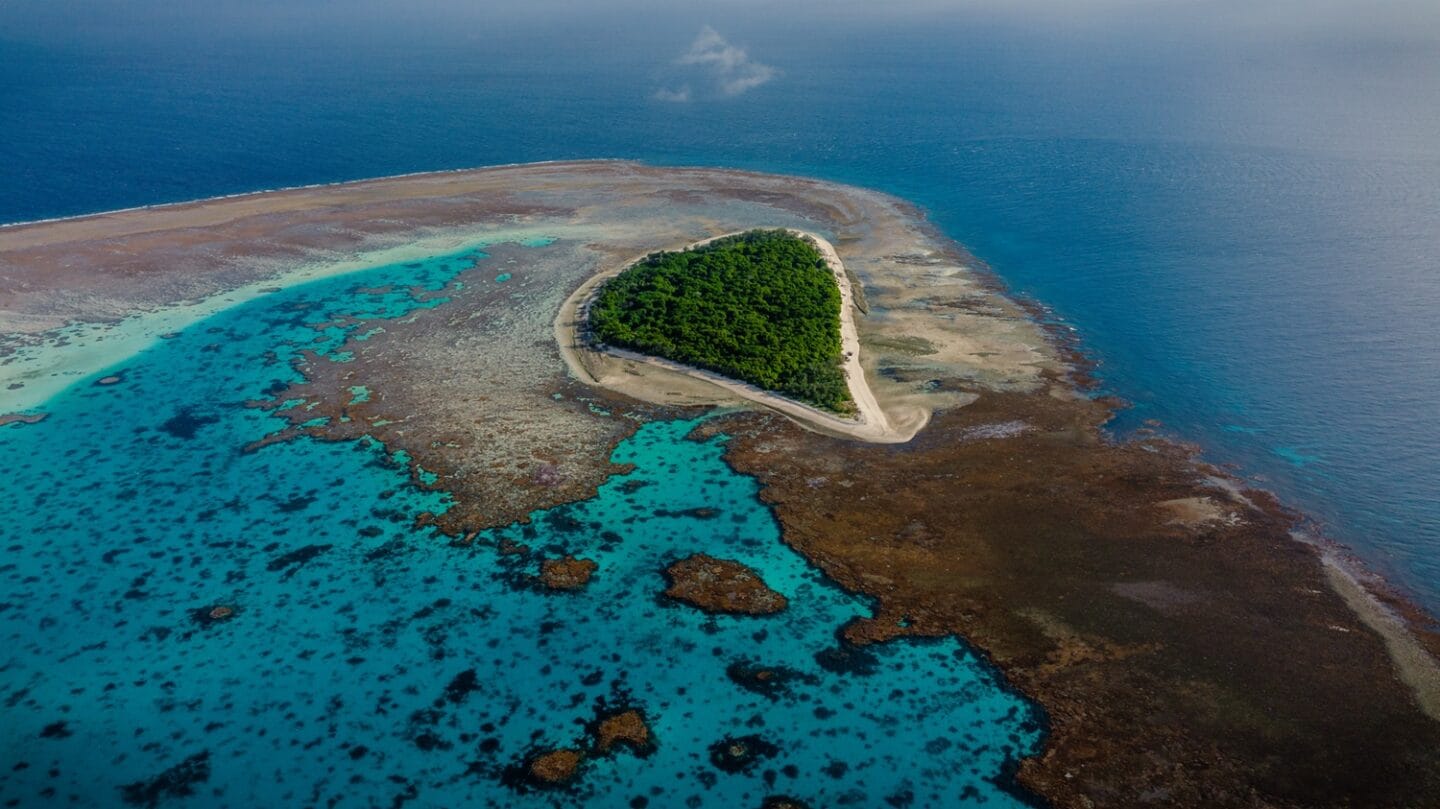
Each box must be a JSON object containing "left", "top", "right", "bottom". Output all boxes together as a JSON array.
[
  {"left": 5, "top": 0, "right": 1440, "bottom": 44},
  {"left": 3, "top": 0, "right": 1438, "bottom": 167}
]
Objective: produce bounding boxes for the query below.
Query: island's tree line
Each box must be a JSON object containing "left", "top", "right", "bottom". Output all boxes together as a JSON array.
[{"left": 589, "top": 229, "right": 853, "bottom": 412}]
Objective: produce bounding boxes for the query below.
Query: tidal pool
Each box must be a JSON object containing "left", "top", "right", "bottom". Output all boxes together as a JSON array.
[{"left": 0, "top": 244, "right": 1042, "bottom": 807}]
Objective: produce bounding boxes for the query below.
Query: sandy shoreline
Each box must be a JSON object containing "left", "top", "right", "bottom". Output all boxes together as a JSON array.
[
  {"left": 1321, "top": 549, "right": 1440, "bottom": 719},
  {"left": 553, "top": 229, "right": 927, "bottom": 444}
]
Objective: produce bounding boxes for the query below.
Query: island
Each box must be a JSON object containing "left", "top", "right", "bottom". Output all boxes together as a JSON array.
[
  {"left": 589, "top": 229, "right": 852, "bottom": 413},
  {"left": 2, "top": 161, "right": 1439, "bottom": 808}
]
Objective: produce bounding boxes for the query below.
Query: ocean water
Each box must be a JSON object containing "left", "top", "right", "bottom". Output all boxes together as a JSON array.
[
  {"left": 2, "top": 8, "right": 1437, "bottom": 611},
  {"left": 0, "top": 245, "right": 1042, "bottom": 806}
]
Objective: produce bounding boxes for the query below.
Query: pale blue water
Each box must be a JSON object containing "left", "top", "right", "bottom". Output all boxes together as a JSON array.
[{"left": 0, "top": 246, "right": 1041, "bottom": 806}]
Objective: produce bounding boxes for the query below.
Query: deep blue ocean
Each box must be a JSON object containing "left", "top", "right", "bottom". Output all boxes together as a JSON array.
[{"left": 2, "top": 2, "right": 1439, "bottom": 804}]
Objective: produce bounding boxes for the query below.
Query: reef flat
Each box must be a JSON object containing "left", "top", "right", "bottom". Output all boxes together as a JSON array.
[{"left": 2, "top": 161, "right": 1439, "bottom": 807}]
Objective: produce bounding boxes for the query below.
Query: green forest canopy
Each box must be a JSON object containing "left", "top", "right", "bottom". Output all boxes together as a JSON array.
[{"left": 589, "top": 229, "right": 853, "bottom": 412}]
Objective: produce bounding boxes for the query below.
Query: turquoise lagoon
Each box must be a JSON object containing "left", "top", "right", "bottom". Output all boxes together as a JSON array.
[{"left": 0, "top": 245, "right": 1042, "bottom": 807}]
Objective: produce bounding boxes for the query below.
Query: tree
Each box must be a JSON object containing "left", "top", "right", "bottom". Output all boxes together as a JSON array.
[{"left": 589, "top": 230, "right": 853, "bottom": 413}]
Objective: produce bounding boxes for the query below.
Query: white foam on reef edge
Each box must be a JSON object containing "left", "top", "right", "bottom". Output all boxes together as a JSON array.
[
  {"left": 1296, "top": 531, "right": 1440, "bottom": 721},
  {"left": 0, "top": 229, "right": 560, "bottom": 416}
]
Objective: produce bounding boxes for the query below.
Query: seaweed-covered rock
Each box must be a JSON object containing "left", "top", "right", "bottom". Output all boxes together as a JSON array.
[{"left": 663, "top": 554, "right": 787, "bottom": 615}]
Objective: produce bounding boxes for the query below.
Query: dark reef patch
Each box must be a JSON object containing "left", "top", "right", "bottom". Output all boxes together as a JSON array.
[
  {"left": 708, "top": 734, "right": 780, "bottom": 774},
  {"left": 119, "top": 751, "right": 211, "bottom": 808},
  {"left": 726, "top": 660, "right": 816, "bottom": 700},
  {"left": 265, "top": 543, "right": 333, "bottom": 575},
  {"left": 159, "top": 408, "right": 219, "bottom": 440},
  {"left": 761, "top": 797, "right": 813, "bottom": 809},
  {"left": 443, "top": 669, "right": 482, "bottom": 704},
  {"left": 654, "top": 507, "right": 721, "bottom": 520},
  {"left": 814, "top": 644, "right": 879, "bottom": 677},
  {"left": 39, "top": 721, "right": 72, "bottom": 739}
]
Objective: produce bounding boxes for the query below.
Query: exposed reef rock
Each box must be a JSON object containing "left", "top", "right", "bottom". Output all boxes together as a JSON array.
[
  {"left": 592, "top": 708, "right": 654, "bottom": 756},
  {"left": 663, "top": 554, "right": 787, "bottom": 616},
  {"left": 0, "top": 412, "right": 47, "bottom": 427},
  {"left": 538, "top": 555, "right": 598, "bottom": 591},
  {"left": 708, "top": 390, "right": 1440, "bottom": 808},
  {"left": 523, "top": 748, "right": 582, "bottom": 787}
]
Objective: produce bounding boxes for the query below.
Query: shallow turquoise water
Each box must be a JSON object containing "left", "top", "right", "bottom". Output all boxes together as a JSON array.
[{"left": 0, "top": 245, "right": 1041, "bottom": 807}]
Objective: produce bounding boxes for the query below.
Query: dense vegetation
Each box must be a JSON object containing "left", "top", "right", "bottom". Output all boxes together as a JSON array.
[{"left": 589, "top": 229, "right": 853, "bottom": 412}]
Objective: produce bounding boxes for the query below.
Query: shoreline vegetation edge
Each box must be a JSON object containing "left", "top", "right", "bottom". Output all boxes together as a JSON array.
[{"left": 554, "top": 228, "right": 926, "bottom": 444}]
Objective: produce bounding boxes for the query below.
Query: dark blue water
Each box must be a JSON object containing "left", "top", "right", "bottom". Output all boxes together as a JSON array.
[
  {"left": 0, "top": 244, "right": 1041, "bottom": 806},
  {"left": 2, "top": 4, "right": 1438, "bottom": 636}
]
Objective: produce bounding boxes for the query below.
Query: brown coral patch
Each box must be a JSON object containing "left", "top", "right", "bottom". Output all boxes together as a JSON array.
[
  {"left": 538, "top": 556, "right": 597, "bottom": 591},
  {"left": 710, "top": 389, "right": 1440, "bottom": 808},
  {"left": 662, "top": 554, "right": 788, "bottom": 616},
  {"left": 592, "top": 709, "right": 653, "bottom": 756},
  {"left": 525, "top": 748, "right": 582, "bottom": 786}
]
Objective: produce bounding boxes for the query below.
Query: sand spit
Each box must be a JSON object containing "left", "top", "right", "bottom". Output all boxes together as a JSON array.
[{"left": 3, "top": 161, "right": 1439, "bottom": 808}]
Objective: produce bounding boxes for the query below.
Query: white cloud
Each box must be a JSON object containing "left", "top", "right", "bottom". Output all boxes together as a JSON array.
[
  {"left": 653, "top": 85, "right": 693, "bottom": 103},
  {"left": 659, "top": 25, "right": 777, "bottom": 100}
]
